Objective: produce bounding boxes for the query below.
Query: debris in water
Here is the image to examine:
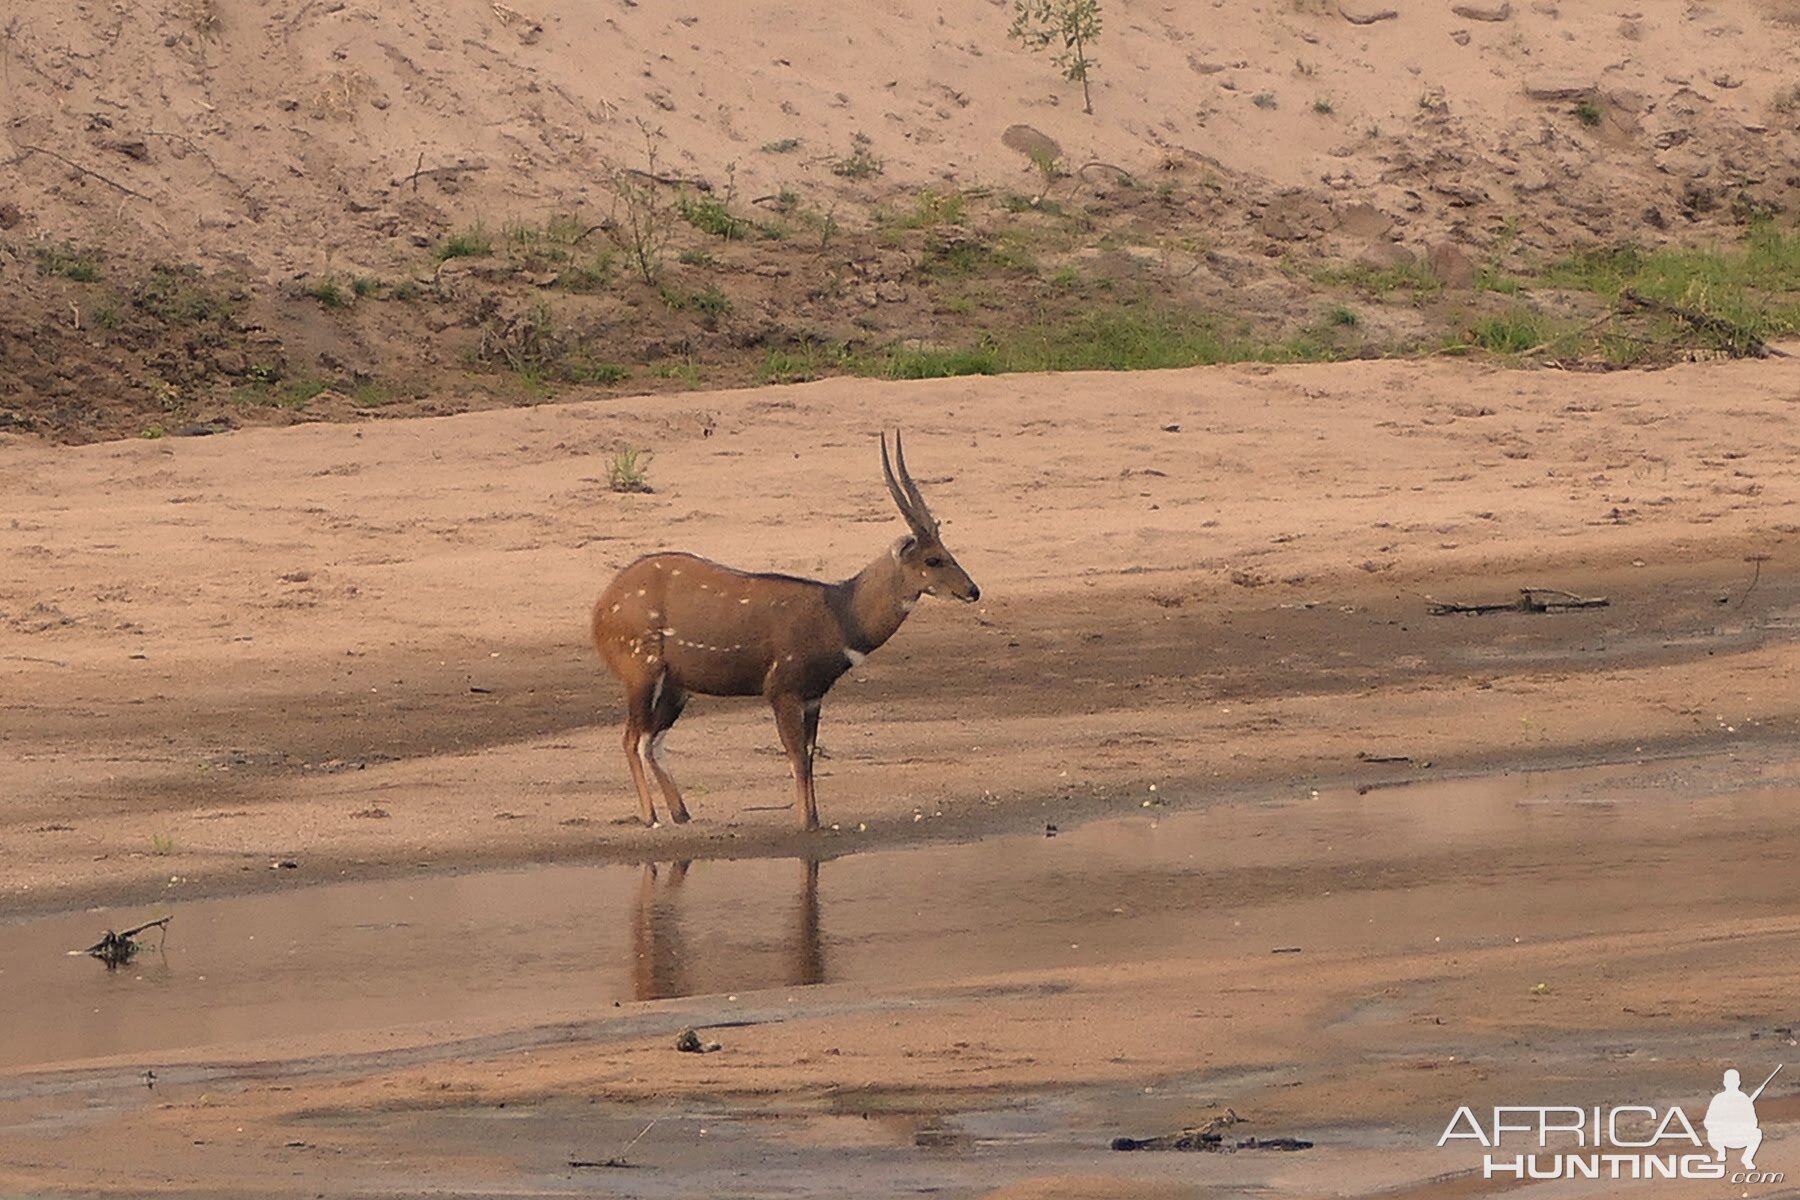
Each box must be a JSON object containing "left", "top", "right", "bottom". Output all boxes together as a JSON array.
[
  {"left": 674, "top": 1027, "right": 720, "bottom": 1053},
  {"left": 73, "top": 916, "right": 172, "bottom": 968},
  {"left": 1111, "top": 1108, "right": 1310, "bottom": 1153}
]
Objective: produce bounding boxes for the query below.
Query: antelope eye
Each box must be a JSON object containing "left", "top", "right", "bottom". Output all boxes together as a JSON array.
[{"left": 924, "top": 556, "right": 944, "bottom": 568}]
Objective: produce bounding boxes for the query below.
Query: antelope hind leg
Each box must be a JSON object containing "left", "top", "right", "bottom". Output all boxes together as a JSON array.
[{"left": 643, "top": 684, "right": 691, "bottom": 824}]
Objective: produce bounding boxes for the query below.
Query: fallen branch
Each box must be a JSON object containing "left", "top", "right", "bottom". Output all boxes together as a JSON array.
[
  {"left": 1512, "top": 308, "right": 1619, "bottom": 359},
  {"left": 1425, "top": 588, "right": 1609, "bottom": 616},
  {"left": 1619, "top": 288, "right": 1789, "bottom": 358},
  {"left": 620, "top": 167, "right": 713, "bottom": 193},
  {"left": 1355, "top": 751, "right": 1430, "bottom": 766},
  {"left": 390, "top": 157, "right": 490, "bottom": 190},
  {"left": 15, "top": 145, "right": 153, "bottom": 200},
  {"left": 76, "top": 916, "right": 172, "bottom": 968}
]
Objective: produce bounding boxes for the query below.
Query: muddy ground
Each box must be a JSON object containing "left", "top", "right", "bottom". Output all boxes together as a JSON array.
[{"left": 3, "top": 357, "right": 1800, "bottom": 1196}]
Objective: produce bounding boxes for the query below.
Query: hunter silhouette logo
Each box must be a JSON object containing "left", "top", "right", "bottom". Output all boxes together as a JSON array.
[
  {"left": 1706, "top": 1065, "right": 1781, "bottom": 1171},
  {"left": 1439, "top": 1063, "right": 1785, "bottom": 1183}
]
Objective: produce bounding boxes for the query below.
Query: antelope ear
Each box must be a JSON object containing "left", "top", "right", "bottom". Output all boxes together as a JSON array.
[{"left": 890, "top": 535, "right": 917, "bottom": 559}]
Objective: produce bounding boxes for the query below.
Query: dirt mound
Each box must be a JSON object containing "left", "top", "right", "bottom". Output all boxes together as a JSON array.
[{"left": 4, "top": 1, "right": 1799, "bottom": 440}]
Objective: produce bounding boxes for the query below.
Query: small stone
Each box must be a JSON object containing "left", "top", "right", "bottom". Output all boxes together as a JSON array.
[
  {"left": 1426, "top": 241, "right": 1475, "bottom": 288},
  {"left": 1451, "top": 1, "right": 1511, "bottom": 20},
  {"left": 1338, "top": 1, "right": 1398, "bottom": 23},
  {"left": 1523, "top": 76, "right": 1596, "bottom": 101}
]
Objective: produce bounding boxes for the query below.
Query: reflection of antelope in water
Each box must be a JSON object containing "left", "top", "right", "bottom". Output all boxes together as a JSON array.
[
  {"left": 628, "top": 858, "right": 823, "bottom": 1001},
  {"left": 592, "top": 432, "right": 980, "bottom": 829}
]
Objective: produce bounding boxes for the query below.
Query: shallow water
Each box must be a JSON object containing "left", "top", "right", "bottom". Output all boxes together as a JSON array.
[{"left": 3, "top": 752, "right": 1796, "bottom": 1073}]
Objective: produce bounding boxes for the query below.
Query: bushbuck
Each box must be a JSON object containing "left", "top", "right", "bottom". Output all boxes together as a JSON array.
[{"left": 591, "top": 431, "right": 980, "bottom": 830}]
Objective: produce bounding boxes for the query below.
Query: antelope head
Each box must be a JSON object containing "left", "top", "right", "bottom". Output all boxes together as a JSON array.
[{"left": 881, "top": 431, "right": 980, "bottom": 604}]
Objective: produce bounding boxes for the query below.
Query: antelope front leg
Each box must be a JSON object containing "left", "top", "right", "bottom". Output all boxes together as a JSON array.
[{"left": 770, "top": 693, "right": 822, "bottom": 831}]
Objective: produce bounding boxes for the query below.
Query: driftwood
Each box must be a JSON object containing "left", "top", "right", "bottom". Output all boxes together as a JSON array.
[
  {"left": 78, "top": 916, "right": 172, "bottom": 968},
  {"left": 1425, "top": 588, "right": 1608, "bottom": 616},
  {"left": 14, "top": 145, "right": 154, "bottom": 201},
  {"left": 620, "top": 167, "right": 713, "bottom": 193},
  {"left": 392, "top": 155, "right": 491, "bottom": 191},
  {"left": 1619, "top": 288, "right": 1790, "bottom": 359},
  {"left": 1112, "top": 1107, "right": 1313, "bottom": 1153}
]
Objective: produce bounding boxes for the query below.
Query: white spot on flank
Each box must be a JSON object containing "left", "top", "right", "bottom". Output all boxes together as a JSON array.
[
  {"left": 738, "top": 597, "right": 750, "bottom": 605},
  {"left": 610, "top": 603, "right": 621, "bottom": 613},
  {"left": 844, "top": 648, "right": 867, "bottom": 666},
  {"left": 636, "top": 589, "right": 646, "bottom": 597},
  {"left": 672, "top": 569, "right": 683, "bottom": 576}
]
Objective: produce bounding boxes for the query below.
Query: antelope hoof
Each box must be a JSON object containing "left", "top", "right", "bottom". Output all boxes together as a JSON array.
[{"left": 670, "top": 809, "right": 692, "bottom": 824}]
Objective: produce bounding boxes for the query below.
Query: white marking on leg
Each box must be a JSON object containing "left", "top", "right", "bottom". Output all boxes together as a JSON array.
[
  {"left": 650, "top": 674, "right": 665, "bottom": 712},
  {"left": 843, "top": 647, "right": 866, "bottom": 667}
]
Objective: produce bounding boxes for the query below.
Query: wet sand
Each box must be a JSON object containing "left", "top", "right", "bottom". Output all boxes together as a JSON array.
[
  {"left": 3, "top": 755, "right": 1798, "bottom": 1197},
  {"left": 3, "top": 359, "right": 1800, "bottom": 1195}
]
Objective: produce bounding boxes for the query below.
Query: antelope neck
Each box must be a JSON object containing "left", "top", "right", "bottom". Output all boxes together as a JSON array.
[{"left": 831, "top": 552, "right": 920, "bottom": 655}]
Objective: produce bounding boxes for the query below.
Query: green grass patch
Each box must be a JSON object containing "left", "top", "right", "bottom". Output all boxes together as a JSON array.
[
  {"left": 1314, "top": 259, "right": 1441, "bottom": 299},
  {"left": 1469, "top": 309, "right": 1549, "bottom": 354},
  {"left": 678, "top": 192, "right": 748, "bottom": 240},
  {"left": 301, "top": 277, "right": 351, "bottom": 309},
  {"left": 558, "top": 251, "right": 615, "bottom": 292},
  {"left": 560, "top": 358, "right": 630, "bottom": 385},
  {"left": 35, "top": 241, "right": 103, "bottom": 282},
  {"left": 832, "top": 133, "right": 882, "bottom": 179},
  {"left": 866, "top": 344, "right": 1003, "bottom": 380},
  {"left": 850, "top": 306, "right": 1343, "bottom": 382},
  {"left": 1539, "top": 223, "right": 1800, "bottom": 349},
  {"left": 660, "top": 283, "right": 732, "bottom": 318},
  {"left": 134, "top": 264, "right": 237, "bottom": 325},
  {"left": 607, "top": 447, "right": 653, "bottom": 493},
  {"left": 437, "top": 226, "right": 494, "bottom": 260},
  {"left": 884, "top": 190, "right": 967, "bottom": 231}
]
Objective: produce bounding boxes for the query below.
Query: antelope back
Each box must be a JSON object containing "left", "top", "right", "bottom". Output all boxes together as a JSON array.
[{"left": 594, "top": 553, "right": 838, "bottom": 697}]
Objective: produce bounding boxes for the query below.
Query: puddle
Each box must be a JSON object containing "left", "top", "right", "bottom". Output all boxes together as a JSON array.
[{"left": 4, "top": 753, "right": 1799, "bottom": 1074}]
